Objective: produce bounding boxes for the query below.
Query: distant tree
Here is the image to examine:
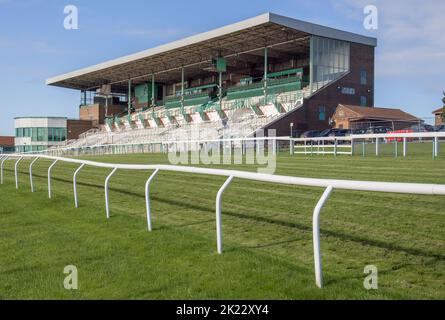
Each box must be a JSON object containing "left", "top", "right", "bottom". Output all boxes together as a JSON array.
[{"left": 443, "top": 91, "right": 445, "bottom": 121}]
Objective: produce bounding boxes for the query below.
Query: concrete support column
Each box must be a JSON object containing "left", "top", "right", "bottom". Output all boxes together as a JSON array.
[
  {"left": 181, "top": 66, "right": 185, "bottom": 113},
  {"left": 128, "top": 78, "right": 132, "bottom": 116},
  {"left": 263, "top": 46, "right": 268, "bottom": 105},
  {"left": 151, "top": 74, "right": 155, "bottom": 107},
  {"left": 219, "top": 71, "right": 223, "bottom": 111}
]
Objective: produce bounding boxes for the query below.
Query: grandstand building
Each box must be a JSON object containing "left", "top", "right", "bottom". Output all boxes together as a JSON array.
[{"left": 46, "top": 13, "right": 377, "bottom": 147}]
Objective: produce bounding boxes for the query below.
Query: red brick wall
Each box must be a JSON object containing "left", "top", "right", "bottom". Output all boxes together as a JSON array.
[
  {"left": 67, "top": 120, "right": 94, "bottom": 140},
  {"left": 79, "top": 104, "right": 127, "bottom": 126},
  {"left": 0, "top": 136, "right": 14, "bottom": 147},
  {"left": 266, "top": 43, "right": 375, "bottom": 136},
  {"left": 435, "top": 113, "right": 444, "bottom": 126}
]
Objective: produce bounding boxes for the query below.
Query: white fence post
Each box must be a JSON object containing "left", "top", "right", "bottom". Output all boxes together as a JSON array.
[
  {"left": 47, "top": 160, "right": 59, "bottom": 199},
  {"left": 434, "top": 137, "right": 439, "bottom": 158},
  {"left": 394, "top": 140, "right": 398, "bottom": 158},
  {"left": 312, "top": 185, "right": 333, "bottom": 288},
  {"left": 29, "top": 157, "right": 39, "bottom": 193},
  {"left": 375, "top": 138, "right": 379, "bottom": 156},
  {"left": 14, "top": 156, "right": 23, "bottom": 189},
  {"left": 216, "top": 175, "right": 234, "bottom": 254},
  {"left": 145, "top": 169, "right": 160, "bottom": 232},
  {"left": 1, "top": 156, "right": 9, "bottom": 184},
  {"left": 105, "top": 168, "right": 118, "bottom": 219},
  {"left": 73, "top": 163, "right": 86, "bottom": 208},
  {"left": 0, "top": 156, "right": 4, "bottom": 174},
  {"left": 334, "top": 139, "right": 337, "bottom": 157},
  {"left": 362, "top": 140, "right": 365, "bottom": 157},
  {"left": 350, "top": 138, "right": 354, "bottom": 156},
  {"left": 403, "top": 137, "right": 407, "bottom": 157}
]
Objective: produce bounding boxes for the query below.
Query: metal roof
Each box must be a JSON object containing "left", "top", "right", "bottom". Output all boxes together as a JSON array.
[
  {"left": 14, "top": 116, "right": 68, "bottom": 120},
  {"left": 46, "top": 12, "right": 377, "bottom": 91}
]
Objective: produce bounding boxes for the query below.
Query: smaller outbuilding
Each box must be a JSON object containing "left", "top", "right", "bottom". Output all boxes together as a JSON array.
[
  {"left": 0, "top": 136, "right": 15, "bottom": 153},
  {"left": 332, "top": 104, "right": 421, "bottom": 130}
]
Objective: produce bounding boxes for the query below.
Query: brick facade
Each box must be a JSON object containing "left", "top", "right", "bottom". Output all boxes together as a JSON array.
[
  {"left": 67, "top": 119, "right": 94, "bottom": 140},
  {"left": 332, "top": 104, "right": 420, "bottom": 130},
  {"left": 433, "top": 108, "right": 444, "bottom": 126},
  {"left": 79, "top": 104, "right": 127, "bottom": 127},
  {"left": 266, "top": 43, "right": 375, "bottom": 136}
]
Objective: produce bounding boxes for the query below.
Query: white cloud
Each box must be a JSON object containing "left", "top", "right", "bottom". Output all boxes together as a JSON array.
[
  {"left": 30, "top": 41, "right": 57, "bottom": 54},
  {"left": 332, "top": 0, "right": 445, "bottom": 77}
]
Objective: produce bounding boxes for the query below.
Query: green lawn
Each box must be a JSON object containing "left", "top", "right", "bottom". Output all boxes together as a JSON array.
[{"left": 0, "top": 150, "right": 444, "bottom": 299}]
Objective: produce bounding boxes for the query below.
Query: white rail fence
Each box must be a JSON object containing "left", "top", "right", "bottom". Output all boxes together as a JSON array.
[
  {"left": 291, "top": 136, "right": 353, "bottom": 156},
  {"left": 14, "top": 131, "right": 445, "bottom": 160},
  {"left": 291, "top": 132, "right": 444, "bottom": 158},
  {"left": 1, "top": 153, "right": 445, "bottom": 288}
]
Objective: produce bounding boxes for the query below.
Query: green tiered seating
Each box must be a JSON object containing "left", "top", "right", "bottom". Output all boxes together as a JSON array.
[
  {"left": 267, "top": 76, "right": 306, "bottom": 94},
  {"left": 165, "top": 92, "right": 211, "bottom": 109},
  {"left": 226, "top": 82, "right": 264, "bottom": 100},
  {"left": 267, "top": 68, "right": 303, "bottom": 79},
  {"left": 164, "top": 96, "right": 182, "bottom": 109},
  {"left": 184, "top": 92, "right": 210, "bottom": 107},
  {"left": 175, "top": 83, "right": 217, "bottom": 96},
  {"left": 226, "top": 76, "right": 308, "bottom": 101},
  {"left": 105, "top": 117, "right": 114, "bottom": 129}
]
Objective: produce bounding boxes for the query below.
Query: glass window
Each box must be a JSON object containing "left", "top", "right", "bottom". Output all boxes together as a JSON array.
[
  {"left": 32, "top": 128, "right": 38, "bottom": 141},
  {"left": 360, "top": 96, "right": 367, "bottom": 107},
  {"left": 319, "top": 106, "right": 326, "bottom": 121},
  {"left": 55, "top": 128, "right": 60, "bottom": 141},
  {"left": 37, "top": 128, "right": 44, "bottom": 141},
  {"left": 360, "top": 69, "right": 367, "bottom": 85},
  {"left": 341, "top": 87, "right": 356, "bottom": 95},
  {"left": 310, "top": 36, "right": 350, "bottom": 92}
]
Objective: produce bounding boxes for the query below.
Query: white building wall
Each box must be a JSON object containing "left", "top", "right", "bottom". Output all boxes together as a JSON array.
[{"left": 14, "top": 117, "right": 67, "bottom": 152}]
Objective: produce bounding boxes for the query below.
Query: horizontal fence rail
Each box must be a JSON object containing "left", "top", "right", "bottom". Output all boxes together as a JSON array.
[
  {"left": 1, "top": 153, "right": 445, "bottom": 288},
  {"left": 15, "top": 131, "right": 444, "bottom": 160}
]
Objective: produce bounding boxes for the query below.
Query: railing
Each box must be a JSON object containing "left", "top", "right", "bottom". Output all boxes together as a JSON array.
[
  {"left": 291, "top": 132, "right": 445, "bottom": 158},
  {"left": 1, "top": 153, "right": 444, "bottom": 288},
  {"left": 292, "top": 137, "right": 352, "bottom": 156}
]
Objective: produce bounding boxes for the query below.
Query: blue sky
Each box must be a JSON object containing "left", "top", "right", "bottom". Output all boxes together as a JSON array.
[{"left": 0, "top": 0, "right": 443, "bottom": 135}]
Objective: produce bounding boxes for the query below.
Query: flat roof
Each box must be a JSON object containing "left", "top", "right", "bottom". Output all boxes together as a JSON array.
[
  {"left": 14, "top": 117, "right": 68, "bottom": 120},
  {"left": 46, "top": 12, "right": 377, "bottom": 91}
]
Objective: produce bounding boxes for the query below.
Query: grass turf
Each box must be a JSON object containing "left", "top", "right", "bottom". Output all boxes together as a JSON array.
[{"left": 0, "top": 149, "right": 444, "bottom": 299}]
